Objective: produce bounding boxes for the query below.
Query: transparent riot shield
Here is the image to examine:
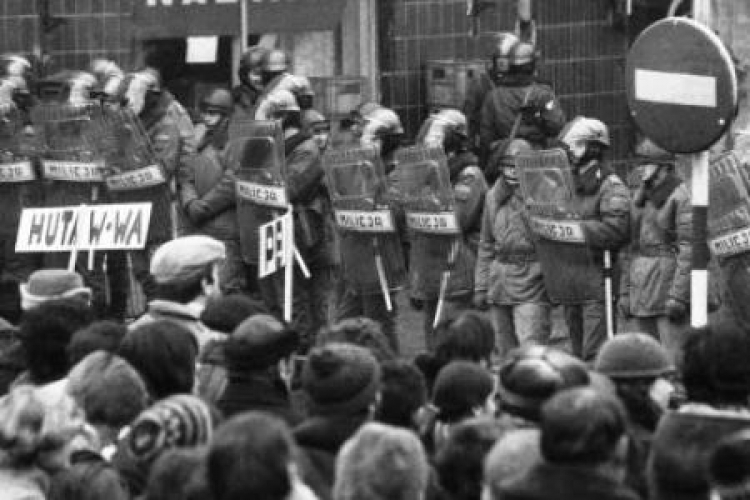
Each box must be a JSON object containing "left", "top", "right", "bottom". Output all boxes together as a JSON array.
[
  {"left": 324, "top": 145, "right": 406, "bottom": 295},
  {"left": 99, "top": 107, "right": 172, "bottom": 243},
  {"left": 0, "top": 103, "right": 36, "bottom": 237},
  {"left": 518, "top": 148, "right": 601, "bottom": 304},
  {"left": 395, "top": 146, "right": 470, "bottom": 302},
  {"left": 707, "top": 152, "right": 750, "bottom": 328},
  {"left": 228, "top": 118, "right": 288, "bottom": 265},
  {"left": 30, "top": 101, "right": 107, "bottom": 206}
]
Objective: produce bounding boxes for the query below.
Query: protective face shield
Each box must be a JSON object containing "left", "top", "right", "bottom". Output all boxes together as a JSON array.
[
  {"left": 124, "top": 71, "right": 159, "bottom": 116},
  {"left": 559, "top": 117, "right": 610, "bottom": 166},
  {"left": 265, "top": 89, "right": 300, "bottom": 122},
  {"left": 421, "top": 109, "right": 468, "bottom": 149},
  {"left": 1, "top": 55, "right": 31, "bottom": 80},
  {"left": 239, "top": 46, "right": 269, "bottom": 88},
  {"left": 360, "top": 108, "right": 403, "bottom": 149},
  {"left": 67, "top": 72, "right": 97, "bottom": 106},
  {"left": 501, "top": 139, "right": 533, "bottom": 186}
]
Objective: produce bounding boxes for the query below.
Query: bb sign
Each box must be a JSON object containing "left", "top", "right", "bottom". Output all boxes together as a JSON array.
[{"left": 626, "top": 17, "right": 737, "bottom": 153}]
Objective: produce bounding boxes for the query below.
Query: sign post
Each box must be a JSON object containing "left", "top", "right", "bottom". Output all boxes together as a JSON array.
[{"left": 626, "top": 17, "right": 737, "bottom": 328}]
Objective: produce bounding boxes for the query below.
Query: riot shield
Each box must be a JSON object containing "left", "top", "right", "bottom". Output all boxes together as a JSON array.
[
  {"left": 0, "top": 103, "right": 36, "bottom": 236},
  {"left": 707, "top": 152, "right": 750, "bottom": 327},
  {"left": 99, "top": 107, "right": 172, "bottom": 243},
  {"left": 30, "top": 100, "right": 107, "bottom": 206},
  {"left": 518, "top": 148, "right": 602, "bottom": 304},
  {"left": 324, "top": 145, "right": 406, "bottom": 295},
  {"left": 228, "top": 118, "right": 288, "bottom": 265},
  {"left": 395, "top": 145, "right": 471, "bottom": 301}
]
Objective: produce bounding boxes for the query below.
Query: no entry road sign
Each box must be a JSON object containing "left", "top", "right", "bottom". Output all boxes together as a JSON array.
[{"left": 626, "top": 17, "right": 737, "bottom": 154}]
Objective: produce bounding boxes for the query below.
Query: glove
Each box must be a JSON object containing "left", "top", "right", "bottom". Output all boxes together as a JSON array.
[
  {"left": 665, "top": 298, "right": 688, "bottom": 322},
  {"left": 473, "top": 291, "right": 488, "bottom": 311},
  {"left": 409, "top": 297, "right": 424, "bottom": 311},
  {"left": 617, "top": 296, "right": 631, "bottom": 320}
]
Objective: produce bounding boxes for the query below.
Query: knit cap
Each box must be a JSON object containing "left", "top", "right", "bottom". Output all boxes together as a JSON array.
[
  {"left": 595, "top": 333, "right": 674, "bottom": 379},
  {"left": 128, "top": 394, "right": 214, "bottom": 463},
  {"left": 432, "top": 361, "right": 495, "bottom": 422},
  {"left": 225, "top": 314, "right": 299, "bottom": 370},
  {"left": 484, "top": 428, "right": 541, "bottom": 498},
  {"left": 301, "top": 343, "right": 381, "bottom": 416},
  {"left": 67, "top": 351, "right": 148, "bottom": 429}
]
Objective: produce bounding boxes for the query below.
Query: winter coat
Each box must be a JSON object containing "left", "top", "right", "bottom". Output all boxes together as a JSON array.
[
  {"left": 195, "top": 339, "right": 228, "bottom": 405},
  {"left": 462, "top": 71, "right": 495, "bottom": 149},
  {"left": 217, "top": 370, "right": 299, "bottom": 424},
  {"left": 129, "top": 300, "right": 224, "bottom": 354},
  {"left": 479, "top": 74, "right": 565, "bottom": 162},
  {"left": 648, "top": 406, "right": 750, "bottom": 500},
  {"left": 620, "top": 176, "right": 691, "bottom": 316},
  {"left": 141, "top": 91, "right": 196, "bottom": 178},
  {"left": 475, "top": 181, "right": 548, "bottom": 305},
  {"left": 499, "top": 462, "right": 640, "bottom": 500},
  {"left": 49, "top": 449, "right": 129, "bottom": 500},
  {"left": 293, "top": 414, "right": 368, "bottom": 500},
  {"left": 409, "top": 156, "right": 487, "bottom": 301},
  {"left": 286, "top": 133, "right": 333, "bottom": 268},
  {"left": 179, "top": 122, "right": 239, "bottom": 241}
]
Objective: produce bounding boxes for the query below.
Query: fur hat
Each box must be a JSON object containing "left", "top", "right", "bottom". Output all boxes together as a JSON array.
[
  {"left": 484, "top": 429, "right": 541, "bottom": 499},
  {"left": 225, "top": 314, "right": 299, "bottom": 370},
  {"left": 128, "top": 395, "right": 214, "bottom": 463},
  {"left": 334, "top": 422, "right": 429, "bottom": 500},
  {"left": 301, "top": 343, "right": 381, "bottom": 416},
  {"left": 67, "top": 351, "right": 148, "bottom": 429},
  {"left": 19, "top": 269, "right": 91, "bottom": 311},
  {"left": 595, "top": 333, "right": 674, "bottom": 379},
  {"left": 497, "top": 346, "right": 590, "bottom": 422}
]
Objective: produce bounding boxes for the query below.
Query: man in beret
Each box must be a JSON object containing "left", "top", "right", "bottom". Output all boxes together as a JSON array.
[{"left": 129, "top": 235, "right": 226, "bottom": 352}]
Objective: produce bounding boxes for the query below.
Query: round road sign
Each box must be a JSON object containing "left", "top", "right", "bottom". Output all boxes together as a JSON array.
[{"left": 626, "top": 17, "right": 737, "bottom": 154}]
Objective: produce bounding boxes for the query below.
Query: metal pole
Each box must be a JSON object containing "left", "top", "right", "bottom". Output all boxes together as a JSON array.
[
  {"left": 240, "top": 0, "right": 249, "bottom": 52},
  {"left": 603, "top": 250, "right": 614, "bottom": 338},
  {"left": 690, "top": 151, "right": 710, "bottom": 327}
]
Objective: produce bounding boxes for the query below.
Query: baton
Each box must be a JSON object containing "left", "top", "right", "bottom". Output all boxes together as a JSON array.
[
  {"left": 603, "top": 249, "right": 614, "bottom": 339},
  {"left": 372, "top": 237, "right": 392, "bottom": 312},
  {"left": 434, "top": 239, "right": 460, "bottom": 329}
]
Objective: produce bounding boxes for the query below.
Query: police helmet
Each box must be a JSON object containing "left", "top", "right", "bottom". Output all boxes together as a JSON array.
[{"left": 200, "top": 88, "right": 233, "bottom": 115}]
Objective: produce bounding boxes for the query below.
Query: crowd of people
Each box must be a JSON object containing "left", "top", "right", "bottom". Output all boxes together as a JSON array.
[{"left": 0, "top": 7, "right": 745, "bottom": 498}]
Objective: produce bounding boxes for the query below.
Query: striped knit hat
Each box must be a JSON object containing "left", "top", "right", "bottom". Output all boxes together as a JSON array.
[{"left": 128, "top": 395, "right": 214, "bottom": 463}]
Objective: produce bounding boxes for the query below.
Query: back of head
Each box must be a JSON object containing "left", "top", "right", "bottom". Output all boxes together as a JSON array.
[
  {"left": 376, "top": 360, "right": 427, "bottom": 429},
  {"left": 301, "top": 342, "right": 381, "bottom": 417},
  {"left": 209, "top": 412, "right": 296, "bottom": 500},
  {"left": 200, "top": 295, "right": 268, "bottom": 335},
  {"left": 498, "top": 345, "right": 590, "bottom": 422},
  {"left": 145, "top": 447, "right": 209, "bottom": 500},
  {"left": 540, "top": 387, "right": 627, "bottom": 465},
  {"left": 484, "top": 428, "right": 541, "bottom": 499},
  {"left": 67, "top": 351, "right": 148, "bottom": 429},
  {"left": 318, "top": 317, "right": 396, "bottom": 362},
  {"left": 434, "top": 417, "right": 506, "bottom": 500},
  {"left": 710, "top": 430, "right": 750, "bottom": 500},
  {"left": 67, "top": 320, "right": 127, "bottom": 367},
  {"left": 20, "top": 297, "right": 94, "bottom": 384},
  {"left": 434, "top": 310, "right": 495, "bottom": 365},
  {"left": 225, "top": 314, "right": 299, "bottom": 371},
  {"left": 683, "top": 321, "right": 750, "bottom": 407},
  {"left": 432, "top": 361, "right": 494, "bottom": 423},
  {"left": 119, "top": 321, "right": 198, "bottom": 400},
  {"left": 334, "top": 422, "right": 429, "bottom": 500}
]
